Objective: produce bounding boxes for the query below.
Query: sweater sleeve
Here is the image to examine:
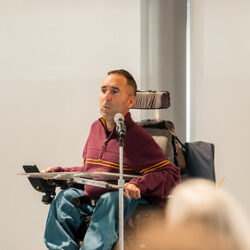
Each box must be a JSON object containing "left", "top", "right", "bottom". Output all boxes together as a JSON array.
[
  {"left": 53, "top": 166, "right": 85, "bottom": 172},
  {"left": 128, "top": 139, "right": 180, "bottom": 199},
  {"left": 129, "top": 162, "right": 180, "bottom": 199}
]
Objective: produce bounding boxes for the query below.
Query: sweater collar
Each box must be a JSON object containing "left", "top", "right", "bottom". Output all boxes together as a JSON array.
[
  {"left": 99, "top": 112, "right": 134, "bottom": 134},
  {"left": 123, "top": 112, "right": 133, "bottom": 128}
]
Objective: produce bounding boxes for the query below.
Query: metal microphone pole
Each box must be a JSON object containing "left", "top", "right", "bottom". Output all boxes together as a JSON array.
[
  {"left": 118, "top": 136, "right": 125, "bottom": 250},
  {"left": 114, "top": 113, "right": 126, "bottom": 250}
]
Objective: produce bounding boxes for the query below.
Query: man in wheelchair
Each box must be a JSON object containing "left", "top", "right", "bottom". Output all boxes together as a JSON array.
[{"left": 41, "top": 69, "right": 180, "bottom": 250}]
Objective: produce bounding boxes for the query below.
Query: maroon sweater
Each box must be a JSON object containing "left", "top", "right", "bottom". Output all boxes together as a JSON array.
[{"left": 54, "top": 113, "right": 180, "bottom": 199}]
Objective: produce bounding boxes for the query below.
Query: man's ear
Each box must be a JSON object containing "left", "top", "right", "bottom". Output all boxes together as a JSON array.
[{"left": 128, "top": 95, "right": 136, "bottom": 109}]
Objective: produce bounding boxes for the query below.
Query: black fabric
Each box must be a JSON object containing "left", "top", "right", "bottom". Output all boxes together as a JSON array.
[
  {"left": 184, "top": 141, "right": 215, "bottom": 182},
  {"left": 173, "top": 137, "right": 187, "bottom": 176},
  {"left": 72, "top": 196, "right": 97, "bottom": 207},
  {"left": 132, "top": 91, "right": 170, "bottom": 109},
  {"left": 137, "top": 120, "right": 216, "bottom": 182},
  {"left": 138, "top": 119, "right": 174, "bottom": 131}
]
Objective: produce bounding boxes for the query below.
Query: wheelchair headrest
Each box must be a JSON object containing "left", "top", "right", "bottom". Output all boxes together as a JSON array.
[{"left": 132, "top": 91, "right": 170, "bottom": 109}]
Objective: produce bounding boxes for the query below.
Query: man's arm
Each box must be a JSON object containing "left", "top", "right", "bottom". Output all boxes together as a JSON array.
[
  {"left": 129, "top": 163, "right": 180, "bottom": 199},
  {"left": 123, "top": 123, "right": 181, "bottom": 199},
  {"left": 41, "top": 166, "right": 85, "bottom": 173},
  {"left": 126, "top": 137, "right": 181, "bottom": 199}
]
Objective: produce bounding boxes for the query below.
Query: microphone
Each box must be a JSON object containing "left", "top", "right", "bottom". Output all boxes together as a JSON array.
[{"left": 114, "top": 113, "right": 126, "bottom": 138}]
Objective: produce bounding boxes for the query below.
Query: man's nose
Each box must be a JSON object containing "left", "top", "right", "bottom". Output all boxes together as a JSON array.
[{"left": 104, "top": 91, "right": 112, "bottom": 101}]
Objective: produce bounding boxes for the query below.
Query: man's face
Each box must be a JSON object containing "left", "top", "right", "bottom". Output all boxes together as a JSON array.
[{"left": 99, "top": 73, "right": 135, "bottom": 122}]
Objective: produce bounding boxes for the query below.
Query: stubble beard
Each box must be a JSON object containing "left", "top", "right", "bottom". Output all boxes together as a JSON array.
[{"left": 100, "top": 107, "right": 115, "bottom": 122}]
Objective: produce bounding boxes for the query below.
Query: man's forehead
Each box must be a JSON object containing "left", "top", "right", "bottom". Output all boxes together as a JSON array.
[{"left": 101, "top": 74, "right": 127, "bottom": 88}]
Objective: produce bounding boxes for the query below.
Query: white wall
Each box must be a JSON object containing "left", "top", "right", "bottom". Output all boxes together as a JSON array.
[
  {"left": 0, "top": 1, "right": 140, "bottom": 249},
  {"left": 5, "top": 0, "right": 248, "bottom": 248},
  {"left": 0, "top": 0, "right": 187, "bottom": 248},
  {"left": 140, "top": 0, "right": 187, "bottom": 141},
  {"left": 190, "top": 0, "right": 250, "bottom": 216}
]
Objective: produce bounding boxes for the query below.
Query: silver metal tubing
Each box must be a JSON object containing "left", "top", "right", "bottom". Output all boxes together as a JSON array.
[
  {"left": 71, "top": 177, "right": 118, "bottom": 189},
  {"left": 118, "top": 144, "right": 125, "bottom": 250}
]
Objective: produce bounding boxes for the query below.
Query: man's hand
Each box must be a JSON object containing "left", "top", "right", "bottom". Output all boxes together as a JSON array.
[
  {"left": 124, "top": 183, "right": 141, "bottom": 199},
  {"left": 40, "top": 167, "right": 54, "bottom": 173}
]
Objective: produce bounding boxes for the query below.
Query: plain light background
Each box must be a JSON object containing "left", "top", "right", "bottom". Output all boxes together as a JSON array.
[
  {"left": 190, "top": 0, "right": 250, "bottom": 218},
  {"left": 0, "top": 0, "right": 185, "bottom": 249},
  {"left": 0, "top": 1, "right": 142, "bottom": 249},
  {"left": 0, "top": 0, "right": 249, "bottom": 249}
]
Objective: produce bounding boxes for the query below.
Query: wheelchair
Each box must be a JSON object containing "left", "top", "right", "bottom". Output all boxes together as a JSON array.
[{"left": 23, "top": 90, "right": 215, "bottom": 249}]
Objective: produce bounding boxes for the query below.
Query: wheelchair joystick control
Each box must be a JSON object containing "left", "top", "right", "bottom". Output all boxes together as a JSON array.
[{"left": 23, "top": 165, "right": 56, "bottom": 204}]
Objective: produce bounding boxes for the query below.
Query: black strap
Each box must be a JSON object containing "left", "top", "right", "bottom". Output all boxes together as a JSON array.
[{"left": 72, "top": 196, "right": 97, "bottom": 207}]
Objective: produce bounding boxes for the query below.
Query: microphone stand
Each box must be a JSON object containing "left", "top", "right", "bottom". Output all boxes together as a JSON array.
[
  {"left": 118, "top": 136, "right": 125, "bottom": 250},
  {"left": 114, "top": 113, "right": 126, "bottom": 250}
]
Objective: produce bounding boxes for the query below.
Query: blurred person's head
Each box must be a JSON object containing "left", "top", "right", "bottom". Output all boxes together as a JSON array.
[
  {"left": 134, "top": 179, "right": 250, "bottom": 250},
  {"left": 166, "top": 179, "right": 250, "bottom": 250}
]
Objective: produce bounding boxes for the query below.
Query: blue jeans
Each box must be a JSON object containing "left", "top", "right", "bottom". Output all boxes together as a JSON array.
[{"left": 44, "top": 188, "right": 147, "bottom": 250}]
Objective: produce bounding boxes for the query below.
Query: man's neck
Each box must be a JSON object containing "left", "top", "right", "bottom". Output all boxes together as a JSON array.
[
  {"left": 106, "top": 121, "right": 115, "bottom": 132},
  {"left": 103, "top": 112, "right": 129, "bottom": 132}
]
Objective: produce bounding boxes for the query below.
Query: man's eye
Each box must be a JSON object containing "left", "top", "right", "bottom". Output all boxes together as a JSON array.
[
  {"left": 111, "top": 90, "right": 119, "bottom": 94},
  {"left": 101, "top": 89, "right": 107, "bottom": 94}
]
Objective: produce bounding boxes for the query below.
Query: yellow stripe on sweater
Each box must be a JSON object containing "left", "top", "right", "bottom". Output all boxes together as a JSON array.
[
  {"left": 139, "top": 160, "right": 169, "bottom": 174},
  {"left": 85, "top": 158, "right": 134, "bottom": 171},
  {"left": 142, "top": 163, "right": 168, "bottom": 174},
  {"left": 87, "top": 158, "right": 127, "bottom": 168}
]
